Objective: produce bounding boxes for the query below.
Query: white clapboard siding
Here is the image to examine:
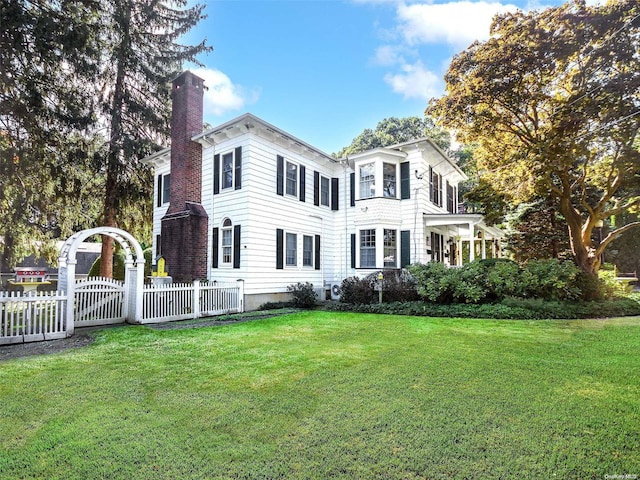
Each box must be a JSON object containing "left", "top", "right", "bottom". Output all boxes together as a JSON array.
[
  {"left": 0, "top": 291, "right": 67, "bottom": 345},
  {"left": 74, "top": 277, "right": 125, "bottom": 326},
  {"left": 141, "top": 281, "right": 243, "bottom": 324}
]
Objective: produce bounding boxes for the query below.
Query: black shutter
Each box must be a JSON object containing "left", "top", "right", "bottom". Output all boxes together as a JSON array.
[
  {"left": 401, "top": 230, "right": 411, "bottom": 268},
  {"left": 234, "top": 147, "right": 242, "bottom": 190},
  {"left": 400, "top": 162, "right": 410, "bottom": 200},
  {"left": 213, "top": 154, "right": 220, "bottom": 195},
  {"left": 156, "top": 175, "right": 162, "bottom": 207},
  {"left": 314, "top": 235, "right": 321, "bottom": 271},
  {"left": 350, "top": 234, "right": 356, "bottom": 269},
  {"left": 212, "top": 228, "right": 219, "bottom": 268},
  {"left": 350, "top": 172, "right": 355, "bottom": 207},
  {"left": 276, "top": 155, "right": 284, "bottom": 196},
  {"left": 299, "top": 165, "right": 306, "bottom": 202},
  {"left": 276, "top": 228, "right": 284, "bottom": 269},
  {"left": 313, "top": 171, "right": 320, "bottom": 206},
  {"left": 331, "top": 178, "right": 339, "bottom": 211},
  {"left": 233, "top": 225, "right": 241, "bottom": 268}
]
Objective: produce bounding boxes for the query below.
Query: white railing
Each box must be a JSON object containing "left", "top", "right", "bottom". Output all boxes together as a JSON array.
[
  {"left": 142, "top": 280, "right": 243, "bottom": 323},
  {"left": 0, "top": 291, "right": 67, "bottom": 345}
]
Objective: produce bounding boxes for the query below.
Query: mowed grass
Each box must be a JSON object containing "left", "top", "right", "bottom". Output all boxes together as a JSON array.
[{"left": 1, "top": 312, "right": 639, "bottom": 479}]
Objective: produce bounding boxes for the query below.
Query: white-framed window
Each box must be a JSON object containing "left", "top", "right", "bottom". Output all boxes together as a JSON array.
[
  {"left": 360, "top": 229, "right": 376, "bottom": 268},
  {"left": 359, "top": 162, "right": 375, "bottom": 199},
  {"left": 383, "top": 163, "right": 396, "bottom": 198},
  {"left": 303, "top": 235, "right": 313, "bottom": 267},
  {"left": 286, "top": 161, "right": 298, "bottom": 196},
  {"left": 157, "top": 173, "right": 171, "bottom": 206},
  {"left": 221, "top": 218, "right": 233, "bottom": 264},
  {"left": 286, "top": 232, "right": 297, "bottom": 266},
  {"left": 222, "top": 153, "right": 233, "bottom": 190},
  {"left": 383, "top": 229, "right": 397, "bottom": 268},
  {"left": 321, "top": 176, "right": 330, "bottom": 206},
  {"left": 430, "top": 168, "right": 443, "bottom": 207}
]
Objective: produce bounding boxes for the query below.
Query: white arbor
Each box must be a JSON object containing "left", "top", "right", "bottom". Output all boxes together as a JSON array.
[{"left": 58, "top": 227, "right": 145, "bottom": 334}]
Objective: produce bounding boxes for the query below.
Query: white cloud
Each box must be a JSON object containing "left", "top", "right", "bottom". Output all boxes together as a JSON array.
[
  {"left": 191, "top": 67, "right": 259, "bottom": 116},
  {"left": 383, "top": 61, "right": 442, "bottom": 101},
  {"left": 372, "top": 45, "right": 405, "bottom": 66},
  {"left": 397, "top": 1, "right": 519, "bottom": 49}
]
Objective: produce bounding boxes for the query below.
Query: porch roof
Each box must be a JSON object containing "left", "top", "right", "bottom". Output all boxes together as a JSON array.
[{"left": 423, "top": 213, "right": 505, "bottom": 239}]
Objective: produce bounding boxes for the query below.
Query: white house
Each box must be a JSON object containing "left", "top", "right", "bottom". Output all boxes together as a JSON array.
[{"left": 142, "top": 71, "right": 502, "bottom": 310}]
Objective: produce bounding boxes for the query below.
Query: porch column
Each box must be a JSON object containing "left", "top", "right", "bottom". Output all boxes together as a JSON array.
[
  {"left": 468, "top": 222, "right": 475, "bottom": 262},
  {"left": 481, "top": 236, "right": 486, "bottom": 259}
]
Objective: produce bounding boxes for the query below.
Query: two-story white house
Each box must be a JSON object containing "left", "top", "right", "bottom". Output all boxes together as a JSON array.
[{"left": 142, "top": 71, "right": 502, "bottom": 310}]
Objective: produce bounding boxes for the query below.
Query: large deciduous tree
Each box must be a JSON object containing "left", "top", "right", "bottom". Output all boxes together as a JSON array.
[
  {"left": 428, "top": 0, "right": 640, "bottom": 276},
  {"left": 95, "top": 0, "right": 211, "bottom": 277}
]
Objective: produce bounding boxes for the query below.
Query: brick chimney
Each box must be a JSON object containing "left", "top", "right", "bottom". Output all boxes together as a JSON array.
[{"left": 161, "top": 71, "right": 209, "bottom": 281}]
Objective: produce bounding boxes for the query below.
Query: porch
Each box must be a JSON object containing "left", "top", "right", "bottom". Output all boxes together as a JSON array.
[{"left": 423, "top": 213, "right": 505, "bottom": 266}]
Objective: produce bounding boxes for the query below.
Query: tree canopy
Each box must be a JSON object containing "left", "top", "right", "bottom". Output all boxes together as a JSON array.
[
  {"left": 335, "top": 116, "right": 451, "bottom": 157},
  {"left": 0, "top": 0, "right": 210, "bottom": 273},
  {"left": 428, "top": 0, "right": 640, "bottom": 275}
]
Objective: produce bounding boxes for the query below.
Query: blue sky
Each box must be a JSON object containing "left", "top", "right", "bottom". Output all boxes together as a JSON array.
[{"left": 186, "top": 0, "right": 599, "bottom": 155}]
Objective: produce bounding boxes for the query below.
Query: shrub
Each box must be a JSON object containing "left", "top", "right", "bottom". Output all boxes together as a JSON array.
[
  {"left": 520, "top": 259, "right": 581, "bottom": 300},
  {"left": 340, "top": 276, "right": 376, "bottom": 305},
  {"left": 407, "top": 262, "right": 451, "bottom": 303},
  {"left": 286, "top": 282, "right": 318, "bottom": 308},
  {"left": 364, "top": 269, "right": 420, "bottom": 303}
]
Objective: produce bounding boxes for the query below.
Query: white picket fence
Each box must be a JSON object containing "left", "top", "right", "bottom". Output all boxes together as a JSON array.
[
  {"left": 0, "top": 279, "right": 244, "bottom": 345},
  {"left": 0, "top": 291, "right": 67, "bottom": 345},
  {"left": 141, "top": 280, "right": 243, "bottom": 323}
]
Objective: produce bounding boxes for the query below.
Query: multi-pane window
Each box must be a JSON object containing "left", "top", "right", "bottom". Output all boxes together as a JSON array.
[
  {"left": 360, "top": 229, "right": 376, "bottom": 268},
  {"left": 383, "top": 229, "right": 397, "bottom": 268},
  {"left": 321, "top": 177, "right": 330, "bottom": 206},
  {"left": 286, "top": 162, "right": 298, "bottom": 196},
  {"left": 359, "top": 163, "right": 375, "bottom": 199},
  {"left": 303, "top": 235, "right": 313, "bottom": 267},
  {"left": 430, "top": 169, "right": 442, "bottom": 207},
  {"left": 446, "top": 182, "right": 456, "bottom": 213},
  {"left": 222, "top": 218, "right": 233, "bottom": 264},
  {"left": 222, "top": 153, "right": 233, "bottom": 189},
  {"left": 383, "top": 163, "right": 396, "bottom": 198},
  {"left": 286, "top": 233, "right": 297, "bottom": 266}
]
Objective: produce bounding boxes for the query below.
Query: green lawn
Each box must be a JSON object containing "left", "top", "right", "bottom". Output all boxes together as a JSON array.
[{"left": 1, "top": 312, "right": 639, "bottom": 479}]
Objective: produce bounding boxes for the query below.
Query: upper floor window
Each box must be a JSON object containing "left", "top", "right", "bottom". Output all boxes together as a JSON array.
[
  {"left": 321, "top": 176, "right": 330, "bottom": 206},
  {"left": 214, "top": 147, "right": 242, "bottom": 194},
  {"left": 383, "top": 163, "right": 396, "bottom": 198},
  {"left": 157, "top": 173, "right": 170, "bottom": 207},
  {"left": 430, "top": 167, "right": 443, "bottom": 207},
  {"left": 359, "top": 163, "right": 375, "bottom": 199},
  {"left": 286, "top": 162, "right": 298, "bottom": 196},
  {"left": 222, "top": 153, "right": 233, "bottom": 190}
]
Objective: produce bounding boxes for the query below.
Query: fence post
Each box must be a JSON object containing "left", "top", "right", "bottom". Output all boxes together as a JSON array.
[
  {"left": 65, "top": 260, "right": 76, "bottom": 336},
  {"left": 237, "top": 279, "right": 245, "bottom": 313},
  {"left": 193, "top": 280, "right": 200, "bottom": 319}
]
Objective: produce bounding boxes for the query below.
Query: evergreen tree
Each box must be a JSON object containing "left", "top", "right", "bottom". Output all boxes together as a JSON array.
[
  {"left": 94, "top": 0, "right": 211, "bottom": 277},
  {"left": 0, "top": 0, "right": 103, "bottom": 269}
]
